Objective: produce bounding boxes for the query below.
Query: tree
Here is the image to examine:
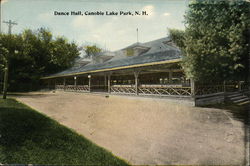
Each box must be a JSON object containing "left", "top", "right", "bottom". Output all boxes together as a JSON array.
[
  {"left": 0, "top": 28, "right": 80, "bottom": 96},
  {"left": 48, "top": 37, "right": 80, "bottom": 73},
  {"left": 0, "top": 44, "right": 9, "bottom": 99},
  {"left": 170, "top": 0, "right": 250, "bottom": 83},
  {"left": 168, "top": 28, "right": 185, "bottom": 49},
  {"left": 84, "top": 45, "right": 102, "bottom": 59},
  {"left": 0, "top": 34, "right": 23, "bottom": 99}
]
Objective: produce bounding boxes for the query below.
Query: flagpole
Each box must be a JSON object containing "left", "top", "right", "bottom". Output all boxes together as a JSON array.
[{"left": 136, "top": 28, "right": 138, "bottom": 43}]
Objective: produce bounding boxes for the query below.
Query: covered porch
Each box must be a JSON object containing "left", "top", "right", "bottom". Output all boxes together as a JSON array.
[{"left": 44, "top": 62, "right": 194, "bottom": 97}]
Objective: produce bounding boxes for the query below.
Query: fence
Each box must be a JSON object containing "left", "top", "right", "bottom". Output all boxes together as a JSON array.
[
  {"left": 55, "top": 85, "right": 90, "bottom": 92},
  {"left": 111, "top": 84, "right": 191, "bottom": 96},
  {"left": 195, "top": 82, "right": 249, "bottom": 96},
  {"left": 54, "top": 81, "right": 249, "bottom": 97}
]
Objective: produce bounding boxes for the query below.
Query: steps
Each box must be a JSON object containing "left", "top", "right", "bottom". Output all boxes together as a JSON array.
[{"left": 226, "top": 91, "right": 250, "bottom": 105}]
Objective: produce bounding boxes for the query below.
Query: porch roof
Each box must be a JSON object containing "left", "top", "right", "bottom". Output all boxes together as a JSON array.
[{"left": 42, "top": 37, "right": 182, "bottom": 79}]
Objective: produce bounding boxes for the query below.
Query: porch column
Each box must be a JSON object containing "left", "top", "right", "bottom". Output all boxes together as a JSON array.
[
  {"left": 134, "top": 71, "right": 139, "bottom": 95},
  {"left": 169, "top": 70, "right": 173, "bottom": 84},
  {"left": 88, "top": 75, "right": 91, "bottom": 92},
  {"left": 191, "top": 78, "right": 195, "bottom": 96},
  {"left": 108, "top": 74, "right": 111, "bottom": 93},
  {"left": 48, "top": 80, "right": 50, "bottom": 90},
  {"left": 54, "top": 79, "right": 56, "bottom": 89},
  {"left": 63, "top": 78, "right": 66, "bottom": 90},
  {"left": 104, "top": 74, "right": 107, "bottom": 91},
  {"left": 74, "top": 76, "right": 77, "bottom": 91},
  {"left": 74, "top": 76, "right": 77, "bottom": 86},
  {"left": 238, "top": 81, "right": 241, "bottom": 91},
  {"left": 223, "top": 80, "right": 226, "bottom": 92}
]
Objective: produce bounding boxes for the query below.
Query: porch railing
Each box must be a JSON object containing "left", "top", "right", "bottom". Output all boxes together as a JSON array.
[
  {"left": 75, "top": 85, "right": 90, "bottom": 92},
  {"left": 55, "top": 85, "right": 64, "bottom": 90},
  {"left": 111, "top": 84, "right": 191, "bottom": 96},
  {"left": 54, "top": 82, "right": 249, "bottom": 97},
  {"left": 139, "top": 86, "right": 191, "bottom": 96},
  {"left": 55, "top": 85, "right": 90, "bottom": 92},
  {"left": 111, "top": 85, "right": 136, "bottom": 94}
]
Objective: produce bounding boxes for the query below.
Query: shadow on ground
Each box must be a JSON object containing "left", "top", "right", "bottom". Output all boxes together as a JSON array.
[
  {"left": 0, "top": 92, "right": 56, "bottom": 98},
  {"left": 0, "top": 99, "right": 128, "bottom": 165},
  {"left": 202, "top": 102, "right": 249, "bottom": 166},
  {"left": 203, "top": 102, "right": 249, "bottom": 127}
]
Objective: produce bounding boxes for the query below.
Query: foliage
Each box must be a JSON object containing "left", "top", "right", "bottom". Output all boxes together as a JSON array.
[
  {"left": 168, "top": 29, "right": 186, "bottom": 49},
  {"left": 84, "top": 45, "right": 102, "bottom": 58},
  {"left": 170, "top": 0, "right": 250, "bottom": 82},
  {"left": 0, "top": 28, "right": 80, "bottom": 91},
  {"left": 0, "top": 98, "right": 129, "bottom": 165}
]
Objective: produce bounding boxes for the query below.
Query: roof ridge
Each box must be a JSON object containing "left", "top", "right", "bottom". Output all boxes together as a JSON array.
[{"left": 119, "top": 36, "right": 170, "bottom": 51}]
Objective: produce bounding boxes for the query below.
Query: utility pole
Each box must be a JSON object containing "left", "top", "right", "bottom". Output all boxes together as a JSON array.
[
  {"left": 3, "top": 20, "right": 17, "bottom": 34},
  {"left": 2, "top": 19, "right": 17, "bottom": 99},
  {"left": 0, "top": 0, "right": 2, "bottom": 33}
]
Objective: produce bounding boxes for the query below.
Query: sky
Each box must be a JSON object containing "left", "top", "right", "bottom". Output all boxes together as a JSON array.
[{"left": 1, "top": 0, "right": 187, "bottom": 51}]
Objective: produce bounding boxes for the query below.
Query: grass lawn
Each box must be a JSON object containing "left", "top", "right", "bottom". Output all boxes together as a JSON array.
[{"left": 0, "top": 98, "right": 129, "bottom": 165}]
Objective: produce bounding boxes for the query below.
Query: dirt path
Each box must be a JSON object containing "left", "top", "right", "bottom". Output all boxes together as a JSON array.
[{"left": 15, "top": 91, "right": 245, "bottom": 165}]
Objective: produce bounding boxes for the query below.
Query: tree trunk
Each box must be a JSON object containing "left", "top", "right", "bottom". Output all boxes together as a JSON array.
[{"left": 3, "top": 60, "right": 9, "bottom": 99}]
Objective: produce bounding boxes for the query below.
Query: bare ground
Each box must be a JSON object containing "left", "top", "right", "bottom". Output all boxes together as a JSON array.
[{"left": 14, "top": 91, "right": 246, "bottom": 165}]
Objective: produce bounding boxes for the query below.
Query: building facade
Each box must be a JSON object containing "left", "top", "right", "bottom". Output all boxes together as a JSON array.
[{"left": 42, "top": 37, "right": 249, "bottom": 105}]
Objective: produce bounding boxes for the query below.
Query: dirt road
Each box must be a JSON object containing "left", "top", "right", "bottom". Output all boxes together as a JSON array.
[{"left": 15, "top": 91, "right": 246, "bottom": 165}]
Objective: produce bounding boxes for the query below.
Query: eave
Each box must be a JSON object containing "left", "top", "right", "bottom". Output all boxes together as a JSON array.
[{"left": 41, "top": 58, "right": 182, "bottom": 79}]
